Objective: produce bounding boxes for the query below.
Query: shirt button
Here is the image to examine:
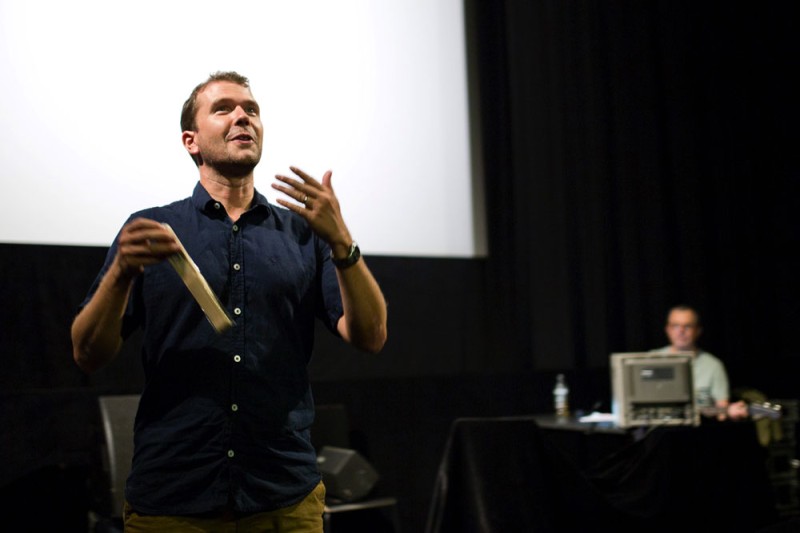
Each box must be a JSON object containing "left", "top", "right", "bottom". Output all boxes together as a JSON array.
[
  {"left": 227, "top": 450, "right": 235, "bottom": 458},
  {"left": 231, "top": 404, "right": 238, "bottom": 412},
  {"left": 232, "top": 224, "right": 239, "bottom": 232},
  {"left": 234, "top": 308, "right": 242, "bottom": 316},
  {"left": 233, "top": 263, "right": 241, "bottom": 271},
  {"left": 234, "top": 354, "right": 241, "bottom": 363},
  {"left": 214, "top": 202, "right": 221, "bottom": 210}
]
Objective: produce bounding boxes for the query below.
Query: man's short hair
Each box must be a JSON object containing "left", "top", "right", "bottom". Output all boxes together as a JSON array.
[
  {"left": 180, "top": 71, "right": 250, "bottom": 133},
  {"left": 668, "top": 304, "right": 701, "bottom": 326}
]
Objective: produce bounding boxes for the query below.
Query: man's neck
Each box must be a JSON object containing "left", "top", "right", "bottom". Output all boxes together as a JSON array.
[
  {"left": 671, "top": 346, "right": 698, "bottom": 355},
  {"left": 199, "top": 171, "right": 255, "bottom": 221}
]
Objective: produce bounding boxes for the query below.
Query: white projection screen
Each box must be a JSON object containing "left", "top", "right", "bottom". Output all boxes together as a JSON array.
[{"left": 0, "top": 0, "right": 486, "bottom": 258}]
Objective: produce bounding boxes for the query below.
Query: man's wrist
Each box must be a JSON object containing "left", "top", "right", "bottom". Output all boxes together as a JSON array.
[{"left": 331, "top": 241, "right": 361, "bottom": 269}]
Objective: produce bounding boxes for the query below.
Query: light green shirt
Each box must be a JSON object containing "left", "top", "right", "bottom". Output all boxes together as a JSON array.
[{"left": 653, "top": 347, "right": 730, "bottom": 406}]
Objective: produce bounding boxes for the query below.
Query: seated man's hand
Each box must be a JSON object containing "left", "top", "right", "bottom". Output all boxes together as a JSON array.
[{"left": 726, "top": 400, "right": 750, "bottom": 421}]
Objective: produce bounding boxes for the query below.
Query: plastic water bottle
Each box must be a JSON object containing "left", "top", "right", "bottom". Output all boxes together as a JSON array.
[{"left": 553, "top": 373, "right": 570, "bottom": 418}]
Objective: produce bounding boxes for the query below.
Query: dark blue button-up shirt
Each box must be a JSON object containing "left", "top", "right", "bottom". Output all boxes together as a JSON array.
[{"left": 81, "top": 182, "right": 344, "bottom": 514}]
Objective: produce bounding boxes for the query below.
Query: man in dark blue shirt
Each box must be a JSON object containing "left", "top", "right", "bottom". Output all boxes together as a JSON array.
[{"left": 71, "top": 71, "right": 388, "bottom": 532}]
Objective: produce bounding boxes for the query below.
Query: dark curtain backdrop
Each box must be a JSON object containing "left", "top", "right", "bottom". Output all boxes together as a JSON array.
[{"left": 476, "top": 0, "right": 799, "bottom": 393}]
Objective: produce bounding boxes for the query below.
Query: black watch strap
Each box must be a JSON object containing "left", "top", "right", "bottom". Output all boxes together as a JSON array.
[{"left": 331, "top": 242, "right": 361, "bottom": 269}]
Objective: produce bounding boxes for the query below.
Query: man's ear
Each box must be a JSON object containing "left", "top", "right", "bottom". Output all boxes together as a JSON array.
[{"left": 182, "top": 130, "right": 198, "bottom": 157}]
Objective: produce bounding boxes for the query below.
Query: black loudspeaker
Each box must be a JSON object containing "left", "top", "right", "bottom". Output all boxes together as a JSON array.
[{"left": 317, "top": 446, "right": 379, "bottom": 502}]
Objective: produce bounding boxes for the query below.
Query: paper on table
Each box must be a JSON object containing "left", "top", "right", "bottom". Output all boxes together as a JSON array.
[
  {"left": 577, "top": 412, "right": 618, "bottom": 423},
  {"left": 163, "top": 224, "right": 234, "bottom": 334}
]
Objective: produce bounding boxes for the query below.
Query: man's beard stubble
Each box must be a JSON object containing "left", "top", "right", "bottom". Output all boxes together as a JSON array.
[{"left": 203, "top": 149, "right": 262, "bottom": 179}]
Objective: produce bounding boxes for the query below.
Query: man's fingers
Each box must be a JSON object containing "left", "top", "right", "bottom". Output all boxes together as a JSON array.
[
  {"left": 321, "top": 170, "right": 334, "bottom": 190},
  {"left": 273, "top": 175, "right": 307, "bottom": 194},
  {"left": 119, "top": 219, "right": 180, "bottom": 257},
  {"left": 274, "top": 168, "right": 336, "bottom": 214},
  {"left": 289, "top": 166, "right": 332, "bottom": 190}
]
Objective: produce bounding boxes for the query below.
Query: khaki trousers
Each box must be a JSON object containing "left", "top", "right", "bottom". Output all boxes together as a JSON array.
[{"left": 123, "top": 481, "right": 325, "bottom": 533}]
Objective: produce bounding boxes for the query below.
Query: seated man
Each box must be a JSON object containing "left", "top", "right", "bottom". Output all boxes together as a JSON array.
[{"left": 652, "top": 305, "right": 748, "bottom": 421}]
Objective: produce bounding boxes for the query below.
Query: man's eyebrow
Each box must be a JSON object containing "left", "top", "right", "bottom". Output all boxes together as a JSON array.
[{"left": 210, "top": 97, "right": 260, "bottom": 110}]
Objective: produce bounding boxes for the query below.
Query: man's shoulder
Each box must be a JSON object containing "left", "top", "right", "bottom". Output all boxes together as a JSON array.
[
  {"left": 695, "top": 350, "right": 724, "bottom": 367},
  {"left": 129, "top": 196, "right": 193, "bottom": 218}
]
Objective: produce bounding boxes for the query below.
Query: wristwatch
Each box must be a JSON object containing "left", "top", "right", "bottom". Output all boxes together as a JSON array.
[{"left": 331, "top": 242, "right": 361, "bottom": 269}]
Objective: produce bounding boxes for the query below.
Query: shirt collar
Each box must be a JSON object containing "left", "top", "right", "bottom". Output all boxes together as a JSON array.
[{"left": 190, "top": 181, "right": 272, "bottom": 218}]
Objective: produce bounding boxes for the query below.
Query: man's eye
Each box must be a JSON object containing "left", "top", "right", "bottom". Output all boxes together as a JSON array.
[
  {"left": 215, "top": 106, "right": 232, "bottom": 113},
  {"left": 247, "top": 107, "right": 259, "bottom": 115}
]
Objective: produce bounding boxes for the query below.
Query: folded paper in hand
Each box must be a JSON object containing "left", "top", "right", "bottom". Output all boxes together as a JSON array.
[{"left": 163, "top": 224, "right": 234, "bottom": 333}]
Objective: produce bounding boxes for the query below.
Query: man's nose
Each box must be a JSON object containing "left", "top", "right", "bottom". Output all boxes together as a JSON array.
[{"left": 232, "top": 106, "right": 251, "bottom": 124}]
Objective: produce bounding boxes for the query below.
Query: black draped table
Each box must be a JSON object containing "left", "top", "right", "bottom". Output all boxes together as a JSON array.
[{"left": 426, "top": 415, "right": 780, "bottom": 533}]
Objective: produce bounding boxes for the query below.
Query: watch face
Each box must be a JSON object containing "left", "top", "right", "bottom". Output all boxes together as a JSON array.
[{"left": 333, "top": 242, "right": 360, "bottom": 268}]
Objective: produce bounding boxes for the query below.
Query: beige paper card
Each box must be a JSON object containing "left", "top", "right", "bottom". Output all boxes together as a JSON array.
[{"left": 163, "top": 224, "right": 234, "bottom": 333}]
